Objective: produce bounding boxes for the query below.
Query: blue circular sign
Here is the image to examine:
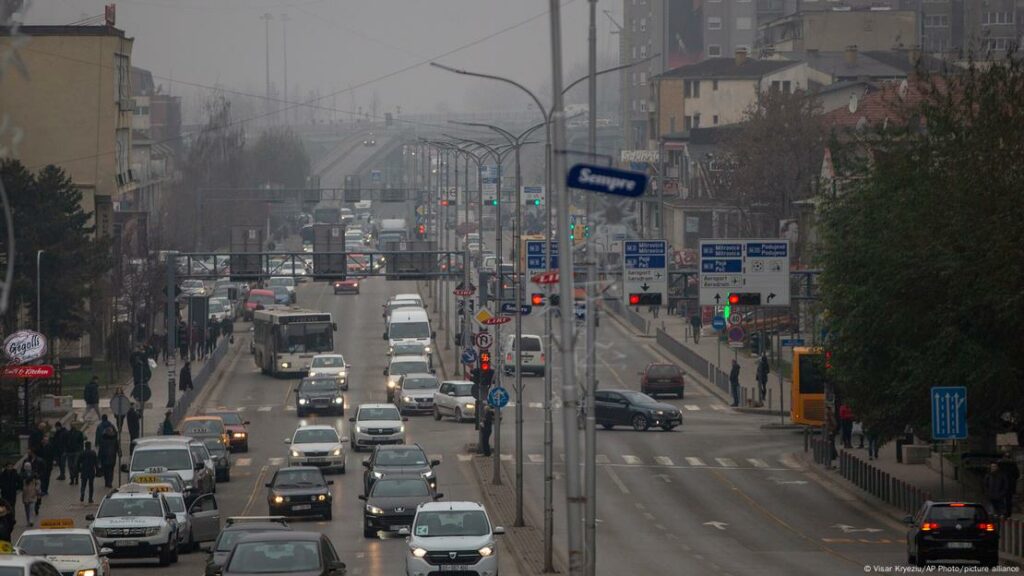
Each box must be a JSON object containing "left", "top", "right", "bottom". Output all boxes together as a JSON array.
[
  {"left": 487, "top": 386, "right": 510, "bottom": 409},
  {"left": 711, "top": 316, "right": 726, "bottom": 331},
  {"left": 461, "top": 348, "right": 478, "bottom": 365}
]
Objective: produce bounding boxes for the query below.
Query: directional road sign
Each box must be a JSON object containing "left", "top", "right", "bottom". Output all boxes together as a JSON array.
[
  {"left": 474, "top": 332, "right": 494, "bottom": 350},
  {"left": 526, "top": 240, "right": 559, "bottom": 271},
  {"left": 781, "top": 338, "right": 805, "bottom": 348},
  {"left": 567, "top": 164, "right": 648, "bottom": 197},
  {"left": 501, "top": 303, "right": 532, "bottom": 315},
  {"left": 931, "top": 386, "right": 967, "bottom": 440},
  {"left": 699, "top": 239, "right": 791, "bottom": 307},
  {"left": 711, "top": 316, "right": 726, "bottom": 331},
  {"left": 622, "top": 240, "right": 668, "bottom": 306},
  {"left": 488, "top": 386, "right": 510, "bottom": 409},
  {"left": 461, "top": 348, "right": 478, "bottom": 365},
  {"left": 727, "top": 326, "right": 745, "bottom": 349}
]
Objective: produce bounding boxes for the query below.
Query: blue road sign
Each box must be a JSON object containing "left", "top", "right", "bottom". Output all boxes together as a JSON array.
[
  {"left": 488, "top": 386, "right": 510, "bottom": 409},
  {"left": 711, "top": 316, "right": 726, "bottom": 331},
  {"left": 500, "top": 303, "right": 532, "bottom": 315},
  {"left": 931, "top": 386, "right": 967, "bottom": 440},
  {"left": 566, "top": 164, "right": 648, "bottom": 197},
  {"left": 461, "top": 348, "right": 478, "bottom": 365},
  {"left": 780, "top": 338, "right": 806, "bottom": 347},
  {"left": 370, "top": 170, "right": 382, "bottom": 184},
  {"left": 526, "top": 240, "right": 559, "bottom": 271}
]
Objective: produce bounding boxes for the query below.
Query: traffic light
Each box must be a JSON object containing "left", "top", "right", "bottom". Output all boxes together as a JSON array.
[
  {"left": 549, "top": 294, "right": 560, "bottom": 306},
  {"left": 584, "top": 225, "right": 591, "bottom": 238},
  {"left": 727, "top": 292, "right": 761, "bottom": 306},
  {"left": 490, "top": 199, "right": 498, "bottom": 206},
  {"left": 531, "top": 293, "right": 544, "bottom": 306},
  {"left": 825, "top": 350, "right": 833, "bottom": 370},
  {"left": 629, "top": 293, "right": 662, "bottom": 306},
  {"left": 480, "top": 351, "right": 491, "bottom": 372},
  {"left": 440, "top": 199, "right": 449, "bottom": 207},
  {"left": 418, "top": 224, "right": 426, "bottom": 238},
  {"left": 532, "top": 199, "right": 541, "bottom": 206}
]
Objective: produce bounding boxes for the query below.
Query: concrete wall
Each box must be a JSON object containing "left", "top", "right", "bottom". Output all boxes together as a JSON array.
[{"left": 653, "top": 77, "right": 685, "bottom": 137}]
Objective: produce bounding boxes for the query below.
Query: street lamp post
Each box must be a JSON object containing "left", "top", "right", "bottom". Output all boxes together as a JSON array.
[{"left": 36, "top": 250, "right": 44, "bottom": 334}]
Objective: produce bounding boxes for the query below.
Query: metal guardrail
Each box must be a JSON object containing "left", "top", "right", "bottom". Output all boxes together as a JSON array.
[
  {"left": 168, "top": 337, "right": 229, "bottom": 427},
  {"left": 605, "top": 297, "right": 649, "bottom": 334}
]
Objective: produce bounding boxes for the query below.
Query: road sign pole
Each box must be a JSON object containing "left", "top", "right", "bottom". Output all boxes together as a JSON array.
[
  {"left": 165, "top": 255, "right": 176, "bottom": 410},
  {"left": 584, "top": 261, "right": 597, "bottom": 574},
  {"left": 542, "top": 125, "right": 556, "bottom": 574},
  {"left": 513, "top": 142, "right": 526, "bottom": 527}
]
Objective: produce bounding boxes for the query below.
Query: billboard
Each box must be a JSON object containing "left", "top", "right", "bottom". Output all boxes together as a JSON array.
[{"left": 668, "top": 0, "right": 704, "bottom": 69}]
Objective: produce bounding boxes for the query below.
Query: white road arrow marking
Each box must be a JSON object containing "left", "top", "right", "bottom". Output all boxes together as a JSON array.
[
  {"left": 832, "top": 524, "right": 883, "bottom": 533},
  {"left": 703, "top": 521, "right": 729, "bottom": 531}
]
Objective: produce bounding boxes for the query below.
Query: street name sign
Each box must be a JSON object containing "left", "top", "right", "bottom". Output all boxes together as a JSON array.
[
  {"left": 699, "top": 239, "right": 791, "bottom": 307},
  {"left": 526, "top": 240, "right": 559, "bottom": 271},
  {"left": 781, "top": 338, "right": 805, "bottom": 348},
  {"left": 567, "top": 164, "right": 648, "bottom": 197},
  {"left": 931, "top": 386, "right": 967, "bottom": 440},
  {"left": 623, "top": 240, "right": 668, "bottom": 306},
  {"left": 501, "top": 303, "right": 532, "bottom": 315}
]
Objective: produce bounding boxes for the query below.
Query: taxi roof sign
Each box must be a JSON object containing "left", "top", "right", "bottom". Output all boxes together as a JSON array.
[
  {"left": 39, "top": 518, "right": 74, "bottom": 529},
  {"left": 0, "top": 541, "right": 14, "bottom": 554},
  {"left": 116, "top": 482, "right": 166, "bottom": 495},
  {"left": 133, "top": 475, "right": 163, "bottom": 484}
]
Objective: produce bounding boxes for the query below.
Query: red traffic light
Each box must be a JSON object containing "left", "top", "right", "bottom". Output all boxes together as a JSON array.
[
  {"left": 629, "top": 294, "right": 640, "bottom": 305},
  {"left": 418, "top": 224, "right": 426, "bottom": 234},
  {"left": 440, "top": 199, "right": 449, "bottom": 206},
  {"left": 480, "top": 351, "right": 491, "bottom": 371},
  {"left": 728, "top": 294, "right": 740, "bottom": 305},
  {"left": 531, "top": 293, "right": 544, "bottom": 306},
  {"left": 727, "top": 292, "right": 761, "bottom": 305},
  {"left": 629, "top": 293, "right": 661, "bottom": 306}
]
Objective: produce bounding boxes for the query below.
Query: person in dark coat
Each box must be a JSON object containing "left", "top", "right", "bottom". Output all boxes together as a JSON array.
[
  {"left": 179, "top": 361, "right": 193, "bottom": 393},
  {"left": 984, "top": 462, "right": 1010, "bottom": 517},
  {"left": 78, "top": 441, "right": 99, "bottom": 504},
  {"left": 65, "top": 423, "right": 85, "bottom": 485},
  {"left": 28, "top": 422, "right": 45, "bottom": 454},
  {"left": 729, "top": 359, "right": 741, "bottom": 407},
  {"left": 0, "top": 463, "right": 20, "bottom": 523},
  {"left": 0, "top": 499, "right": 14, "bottom": 542},
  {"left": 221, "top": 316, "right": 234, "bottom": 343},
  {"left": 97, "top": 427, "right": 119, "bottom": 489},
  {"left": 126, "top": 403, "right": 141, "bottom": 446},
  {"left": 756, "top": 355, "right": 770, "bottom": 406},
  {"left": 35, "top": 436, "right": 54, "bottom": 496},
  {"left": 51, "top": 422, "right": 68, "bottom": 481},
  {"left": 999, "top": 454, "right": 1020, "bottom": 516},
  {"left": 690, "top": 314, "right": 702, "bottom": 344},
  {"left": 479, "top": 407, "right": 494, "bottom": 457},
  {"left": 94, "top": 414, "right": 114, "bottom": 448},
  {"left": 161, "top": 410, "right": 175, "bottom": 435},
  {"left": 83, "top": 377, "right": 101, "bottom": 421}
]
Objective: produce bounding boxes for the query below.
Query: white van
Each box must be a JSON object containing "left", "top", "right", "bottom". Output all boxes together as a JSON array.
[
  {"left": 385, "top": 308, "right": 434, "bottom": 356},
  {"left": 501, "top": 334, "right": 546, "bottom": 376}
]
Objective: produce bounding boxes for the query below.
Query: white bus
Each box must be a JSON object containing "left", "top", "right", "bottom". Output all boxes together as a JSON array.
[{"left": 253, "top": 307, "right": 336, "bottom": 376}]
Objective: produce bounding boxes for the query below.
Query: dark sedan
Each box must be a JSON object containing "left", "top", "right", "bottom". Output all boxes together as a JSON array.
[
  {"left": 362, "top": 444, "right": 440, "bottom": 494},
  {"left": 203, "top": 438, "right": 232, "bottom": 482},
  {"left": 905, "top": 501, "right": 999, "bottom": 567},
  {"left": 359, "top": 477, "right": 441, "bottom": 538},
  {"left": 266, "top": 467, "right": 334, "bottom": 520},
  {"left": 205, "top": 517, "right": 291, "bottom": 576},
  {"left": 594, "top": 389, "right": 683, "bottom": 431},
  {"left": 221, "top": 531, "right": 346, "bottom": 576},
  {"left": 296, "top": 376, "right": 346, "bottom": 417}
]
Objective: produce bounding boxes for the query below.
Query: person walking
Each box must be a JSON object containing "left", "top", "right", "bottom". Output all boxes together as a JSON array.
[
  {"left": 65, "top": 423, "right": 85, "bottom": 485},
  {"left": 838, "top": 403, "right": 854, "bottom": 449},
  {"left": 221, "top": 316, "right": 234, "bottom": 344},
  {"left": 179, "top": 361, "right": 193, "bottom": 394},
  {"left": 479, "top": 407, "right": 494, "bottom": 457},
  {"left": 28, "top": 422, "right": 45, "bottom": 454},
  {"left": 865, "top": 424, "right": 881, "bottom": 460},
  {"left": 51, "top": 422, "right": 68, "bottom": 481},
  {"left": 178, "top": 321, "right": 189, "bottom": 361},
  {"left": 83, "top": 377, "right": 101, "bottom": 421},
  {"left": 35, "top": 436, "right": 54, "bottom": 496},
  {"left": 0, "top": 463, "right": 20, "bottom": 523},
  {"left": 755, "top": 354, "right": 770, "bottom": 406},
  {"left": 78, "top": 442, "right": 99, "bottom": 504},
  {"left": 689, "top": 314, "right": 702, "bottom": 344},
  {"left": 160, "top": 410, "right": 175, "bottom": 435},
  {"left": 984, "top": 462, "right": 1010, "bottom": 517},
  {"left": 97, "top": 426, "right": 119, "bottom": 489},
  {"left": 94, "top": 414, "right": 114, "bottom": 448},
  {"left": 126, "top": 403, "right": 142, "bottom": 447},
  {"left": 0, "top": 499, "right": 14, "bottom": 542},
  {"left": 999, "top": 453, "right": 1020, "bottom": 516},
  {"left": 21, "top": 466, "right": 39, "bottom": 527},
  {"left": 729, "top": 359, "right": 741, "bottom": 407}
]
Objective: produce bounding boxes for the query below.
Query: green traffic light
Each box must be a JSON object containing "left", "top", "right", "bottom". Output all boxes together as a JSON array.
[
  {"left": 723, "top": 304, "right": 731, "bottom": 320},
  {"left": 532, "top": 199, "right": 541, "bottom": 206}
]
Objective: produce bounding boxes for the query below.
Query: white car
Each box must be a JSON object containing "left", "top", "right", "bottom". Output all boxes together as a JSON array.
[
  {"left": 267, "top": 277, "right": 297, "bottom": 303},
  {"left": 433, "top": 380, "right": 476, "bottom": 422},
  {"left": 16, "top": 526, "right": 111, "bottom": 576},
  {"left": 87, "top": 489, "right": 180, "bottom": 566},
  {"left": 180, "top": 279, "right": 206, "bottom": 297},
  {"left": 308, "top": 354, "right": 349, "bottom": 388},
  {"left": 0, "top": 556, "right": 61, "bottom": 576},
  {"left": 501, "top": 334, "right": 546, "bottom": 376},
  {"left": 286, "top": 425, "right": 348, "bottom": 473},
  {"left": 396, "top": 373, "right": 439, "bottom": 415},
  {"left": 401, "top": 501, "right": 504, "bottom": 576},
  {"left": 349, "top": 404, "right": 406, "bottom": 452},
  {"left": 208, "top": 297, "right": 232, "bottom": 323}
]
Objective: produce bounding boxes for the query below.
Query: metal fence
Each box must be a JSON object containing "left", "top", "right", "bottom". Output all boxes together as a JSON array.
[
  {"left": 604, "top": 297, "right": 650, "bottom": 334},
  {"left": 169, "top": 337, "right": 229, "bottom": 426}
]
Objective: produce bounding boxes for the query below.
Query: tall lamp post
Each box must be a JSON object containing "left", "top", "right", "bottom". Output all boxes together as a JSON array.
[{"left": 36, "top": 249, "right": 45, "bottom": 334}]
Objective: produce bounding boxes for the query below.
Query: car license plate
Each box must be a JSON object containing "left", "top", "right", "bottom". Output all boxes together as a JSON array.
[
  {"left": 440, "top": 566, "right": 469, "bottom": 572},
  {"left": 292, "top": 504, "right": 312, "bottom": 511},
  {"left": 389, "top": 525, "right": 409, "bottom": 531},
  {"left": 947, "top": 542, "right": 973, "bottom": 549},
  {"left": 115, "top": 540, "right": 140, "bottom": 547},
  {"left": 308, "top": 457, "right": 326, "bottom": 463}
]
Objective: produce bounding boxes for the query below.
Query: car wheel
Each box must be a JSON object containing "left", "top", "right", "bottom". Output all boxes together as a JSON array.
[
  {"left": 434, "top": 407, "right": 442, "bottom": 421},
  {"left": 678, "top": 390, "right": 685, "bottom": 399},
  {"left": 601, "top": 423, "right": 614, "bottom": 430},
  {"left": 631, "top": 414, "right": 650, "bottom": 432},
  {"left": 188, "top": 530, "right": 198, "bottom": 552},
  {"left": 324, "top": 507, "right": 333, "bottom": 521},
  {"left": 907, "top": 553, "right": 916, "bottom": 566},
  {"left": 983, "top": 552, "right": 999, "bottom": 568},
  {"left": 158, "top": 541, "right": 174, "bottom": 566},
  {"left": 224, "top": 469, "right": 231, "bottom": 482}
]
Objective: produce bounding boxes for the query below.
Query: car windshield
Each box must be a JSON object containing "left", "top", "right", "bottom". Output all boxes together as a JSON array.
[
  {"left": 413, "top": 510, "right": 490, "bottom": 537},
  {"left": 227, "top": 541, "right": 321, "bottom": 573},
  {"left": 212, "top": 412, "right": 243, "bottom": 425},
  {"left": 277, "top": 322, "right": 333, "bottom": 354},
  {"left": 217, "top": 529, "right": 284, "bottom": 552},
  {"left": 165, "top": 495, "right": 186, "bottom": 513},
  {"left": 268, "top": 278, "right": 294, "bottom": 287},
  {"left": 510, "top": 337, "right": 542, "bottom": 351},
  {"left": 312, "top": 356, "right": 345, "bottom": 368},
  {"left": 17, "top": 533, "right": 95, "bottom": 556},
  {"left": 271, "top": 286, "right": 289, "bottom": 296},
  {"left": 358, "top": 407, "right": 401, "bottom": 421},
  {"left": 203, "top": 439, "right": 227, "bottom": 455},
  {"left": 182, "top": 280, "right": 203, "bottom": 288},
  {"left": 376, "top": 448, "right": 428, "bottom": 466},
  {"left": 387, "top": 302, "right": 420, "bottom": 314},
  {"left": 928, "top": 505, "right": 987, "bottom": 522},
  {"left": 448, "top": 383, "right": 473, "bottom": 397},
  {"left": 301, "top": 378, "right": 339, "bottom": 391},
  {"left": 293, "top": 429, "right": 339, "bottom": 444},
  {"left": 390, "top": 361, "right": 428, "bottom": 375},
  {"left": 274, "top": 469, "right": 326, "bottom": 488},
  {"left": 403, "top": 377, "right": 437, "bottom": 390},
  {"left": 648, "top": 365, "right": 680, "bottom": 378},
  {"left": 371, "top": 478, "right": 430, "bottom": 497},
  {"left": 97, "top": 497, "right": 164, "bottom": 518},
  {"left": 619, "top": 391, "right": 658, "bottom": 405},
  {"left": 249, "top": 293, "right": 275, "bottom": 306},
  {"left": 131, "top": 449, "right": 191, "bottom": 471},
  {"left": 210, "top": 298, "right": 229, "bottom": 310},
  {"left": 182, "top": 420, "right": 224, "bottom": 436},
  {"left": 390, "top": 322, "right": 430, "bottom": 340}
]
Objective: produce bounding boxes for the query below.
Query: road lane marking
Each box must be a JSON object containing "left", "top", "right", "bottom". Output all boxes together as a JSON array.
[
  {"left": 622, "top": 455, "right": 642, "bottom": 465},
  {"left": 456, "top": 454, "right": 473, "bottom": 462},
  {"left": 428, "top": 454, "right": 443, "bottom": 463},
  {"left": 284, "top": 405, "right": 296, "bottom": 411},
  {"left": 655, "top": 524, "right": 666, "bottom": 531},
  {"left": 779, "top": 453, "right": 805, "bottom": 469},
  {"left": 686, "top": 457, "right": 706, "bottom": 466},
  {"left": 237, "top": 407, "right": 247, "bottom": 412},
  {"left": 258, "top": 406, "right": 273, "bottom": 412},
  {"left": 528, "top": 402, "right": 543, "bottom": 409},
  {"left": 715, "top": 458, "right": 737, "bottom": 467},
  {"left": 747, "top": 458, "right": 769, "bottom": 468},
  {"left": 643, "top": 512, "right": 656, "bottom": 521},
  {"left": 283, "top": 379, "right": 297, "bottom": 405},
  {"left": 604, "top": 466, "right": 630, "bottom": 494},
  {"left": 595, "top": 454, "right": 610, "bottom": 464},
  {"left": 710, "top": 404, "right": 728, "bottom": 411},
  {"left": 242, "top": 465, "right": 269, "bottom": 515},
  {"left": 500, "top": 454, "right": 512, "bottom": 461},
  {"left": 654, "top": 456, "right": 674, "bottom": 466},
  {"left": 268, "top": 457, "right": 285, "bottom": 466},
  {"left": 634, "top": 502, "right": 646, "bottom": 510},
  {"left": 597, "top": 356, "right": 627, "bottom": 387},
  {"left": 684, "top": 405, "right": 700, "bottom": 411},
  {"left": 236, "top": 458, "right": 252, "bottom": 467},
  {"left": 529, "top": 454, "right": 544, "bottom": 463}
]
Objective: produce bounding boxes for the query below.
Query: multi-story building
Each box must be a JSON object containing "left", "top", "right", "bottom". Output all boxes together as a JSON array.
[
  {"left": 129, "top": 66, "right": 181, "bottom": 236},
  {"left": 757, "top": 9, "right": 919, "bottom": 53}
]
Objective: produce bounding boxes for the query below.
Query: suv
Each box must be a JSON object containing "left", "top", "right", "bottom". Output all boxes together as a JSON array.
[
  {"left": 396, "top": 373, "right": 439, "bottom": 415},
  {"left": 501, "top": 334, "right": 545, "bottom": 376},
  {"left": 402, "top": 501, "right": 504, "bottom": 576},
  {"left": 349, "top": 404, "right": 407, "bottom": 452},
  {"left": 296, "top": 376, "right": 346, "bottom": 417},
  {"left": 127, "top": 438, "right": 216, "bottom": 496},
  {"left": 905, "top": 501, "right": 999, "bottom": 567},
  {"left": 87, "top": 488, "right": 180, "bottom": 566},
  {"left": 433, "top": 380, "right": 476, "bottom": 423},
  {"left": 362, "top": 444, "right": 440, "bottom": 494},
  {"left": 639, "top": 363, "right": 685, "bottom": 398}
]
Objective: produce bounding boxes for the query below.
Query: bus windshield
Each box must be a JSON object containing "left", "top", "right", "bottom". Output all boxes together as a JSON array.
[
  {"left": 277, "top": 322, "right": 333, "bottom": 354},
  {"left": 798, "top": 355, "right": 826, "bottom": 394}
]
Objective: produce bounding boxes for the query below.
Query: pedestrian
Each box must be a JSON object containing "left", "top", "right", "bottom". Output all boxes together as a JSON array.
[
  {"left": 865, "top": 425, "right": 880, "bottom": 460},
  {"left": 178, "top": 321, "right": 189, "bottom": 361},
  {"left": 20, "top": 467, "right": 39, "bottom": 527},
  {"left": 160, "top": 410, "right": 175, "bottom": 435},
  {"left": 97, "top": 426, "right": 119, "bottom": 489},
  {"left": 896, "top": 425, "right": 914, "bottom": 464},
  {"left": 28, "top": 422, "right": 45, "bottom": 454},
  {"left": 756, "top": 354, "right": 770, "bottom": 406},
  {"left": 853, "top": 421, "right": 865, "bottom": 449},
  {"left": 479, "top": 407, "right": 494, "bottom": 457},
  {"left": 729, "top": 359, "right": 741, "bottom": 407},
  {"left": 649, "top": 304, "right": 660, "bottom": 318},
  {"left": 130, "top": 345, "right": 148, "bottom": 388},
  {"left": 221, "top": 316, "right": 234, "bottom": 344},
  {"left": 984, "top": 462, "right": 1010, "bottom": 517},
  {"left": 78, "top": 441, "right": 98, "bottom": 504},
  {"left": 0, "top": 463, "right": 20, "bottom": 523},
  {"left": 111, "top": 386, "right": 127, "bottom": 433},
  {"left": 94, "top": 414, "right": 114, "bottom": 448},
  {"left": 690, "top": 314, "right": 702, "bottom": 344},
  {"left": 35, "top": 436, "right": 53, "bottom": 496},
  {"left": 83, "top": 376, "right": 101, "bottom": 421},
  {"left": 65, "top": 423, "right": 85, "bottom": 485},
  {"left": 191, "top": 325, "right": 203, "bottom": 360},
  {"left": 0, "top": 499, "right": 14, "bottom": 542},
  {"left": 126, "top": 402, "right": 141, "bottom": 446},
  {"left": 51, "top": 422, "right": 68, "bottom": 481},
  {"left": 179, "top": 361, "right": 193, "bottom": 393},
  {"left": 839, "top": 403, "right": 854, "bottom": 449},
  {"left": 999, "top": 453, "right": 1020, "bottom": 516},
  {"left": 667, "top": 298, "right": 677, "bottom": 317}
]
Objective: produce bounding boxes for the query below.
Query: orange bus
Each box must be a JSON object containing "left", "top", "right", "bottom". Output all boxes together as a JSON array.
[{"left": 790, "top": 347, "right": 827, "bottom": 426}]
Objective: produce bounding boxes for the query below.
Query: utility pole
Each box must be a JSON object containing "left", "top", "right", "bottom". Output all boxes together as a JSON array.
[
  {"left": 583, "top": 2, "right": 599, "bottom": 574},
  {"left": 281, "top": 13, "right": 290, "bottom": 124},
  {"left": 261, "top": 13, "right": 273, "bottom": 118}
]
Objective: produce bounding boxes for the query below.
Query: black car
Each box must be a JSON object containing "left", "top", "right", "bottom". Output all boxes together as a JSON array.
[
  {"left": 205, "top": 517, "right": 292, "bottom": 576},
  {"left": 905, "top": 501, "right": 999, "bottom": 567},
  {"left": 266, "top": 467, "right": 335, "bottom": 520},
  {"left": 594, "top": 389, "right": 683, "bottom": 431},
  {"left": 362, "top": 444, "right": 440, "bottom": 495},
  {"left": 359, "top": 477, "right": 441, "bottom": 538},
  {"left": 296, "top": 376, "right": 346, "bottom": 417},
  {"left": 203, "top": 438, "right": 232, "bottom": 482},
  {"left": 221, "top": 531, "right": 346, "bottom": 576}
]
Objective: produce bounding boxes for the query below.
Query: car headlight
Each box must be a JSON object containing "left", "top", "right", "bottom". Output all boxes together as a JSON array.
[
  {"left": 273, "top": 495, "right": 285, "bottom": 504},
  {"left": 403, "top": 396, "right": 413, "bottom": 403},
  {"left": 334, "top": 397, "right": 344, "bottom": 404},
  {"left": 317, "top": 494, "right": 328, "bottom": 502},
  {"left": 422, "top": 470, "right": 434, "bottom": 478},
  {"left": 291, "top": 450, "right": 301, "bottom": 458},
  {"left": 399, "top": 425, "right": 405, "bottom": 433},
  {"left": 654, "top": 410, "right": 665, "bottom": 415},
  {"left": 366, "top": 504, "right": 385, "bottom": 515},
  {"left": 388, "top": 380, "right": 398, "bottom": 388},
  {"left": 309, "top": 371, "right": 318, "bottom": 376},
  {"left": 281, "top": 362, "right": 290, "bottom": 368},
  {"left": 355, "top": 426, "right": 363, "bottom": 433},
  {"left": 76, "top": 569, "right": 97, "bottom": 576},
  {"left": 479, "top": 546, "right": 493, "bottom": 557},
  {"left": 298, "top": 398, "right": 308, "bottom": 405},
  {"left": 233, "top": 432, "right": 246, "bottom": 438},
  {"left": 144, "top": 527, "right": 161, "bottom": 536},
  {"left": 412, "top": 547, "right": 428, "bottom": 558},
  {"left": 466, "top": 403, "right": 476, "bottom": 410},
  {"left": 424, "top": 346, "right": 431, "bottom": 354},
  {"left": 372, "top": 471, "right": 384, "bottom": 479},
  {"left": 332, "top": 447, "right": 342, "bottom": 456}
]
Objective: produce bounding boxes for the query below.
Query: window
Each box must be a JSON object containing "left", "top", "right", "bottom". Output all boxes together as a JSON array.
[
  {"left": 684, "top": 80, "right": 701, "bottom": 98},
  {"left": 114, "top": 53, "right": 130, "bottom": 103},
  {"left": 632, "top": 46, "right": 638, "bottom": 60},
  {"left": 640, "top": 17, "right": 647, "bottom": 32},
  {"left": 707, "top": 44, "right": 722, "bottom": 57},
  {"left": 631, "top": 18, "right": 637, "bottom": 33},
  {"left": 982, "top": 12, "right": 1012, "bottom": 25},
  {"left": 924, "top": 14, "right": 948, "bottom": 27},
  {"left": 713, "top": 79, "right": 719, "bottom": 91},
  {"left": 670, "top": 116, "right": 676, "bottom": 132},
  {"left": 639, "top": 71, "right": 647, "bottom": 85},
  {"left": 639, "top": 99, "right": 648, "bottom": 112},
  {"left": 713, "top": 115, "right": 719, "bottom": 125},
  {"left": 985, "top": 37, "right": 1011, "bottom": 52},
  {"left": 693, "top": 114, "right": 701, "bottom": 128},
  {"left": 640, "top": 44, "right": 648, "bottom": 58},
  {"left": 632, "top": 71, "right": 638, "bottom": 86},
  {"left": 770, "top": 80, "right": 792, "bottom": 94},
  {"left": 684, "top": 116, "right": 692, "bottom": 130},
  {"left": 708, "top": 17, "right": 722, "bottom": 30},
  {"left": 736, "top": 17, "right": 752, "bottom": 31},
  {"left": 116, "top": 128, "right": 130, "bottom": 180}
]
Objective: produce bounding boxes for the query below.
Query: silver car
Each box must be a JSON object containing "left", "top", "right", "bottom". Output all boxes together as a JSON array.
[
  {"left": 433, "top": 380, "right": 476, "bottom": 423},
  {"left": 402, "top": 501, "right": 503, "bottom": 576},
  {"left": 396, "top": 373, "right": 439, "bottom": 415}
]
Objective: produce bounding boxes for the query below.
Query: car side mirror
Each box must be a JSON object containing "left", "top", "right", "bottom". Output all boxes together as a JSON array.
[
  {"left": 341, "top": 436, "right": 350, "bottom": 443},
  {"left": 194, "top": 461, "right": 205, "bottom": 471},
  {"left": 430, "top": 459, "right": 441, "bottom": 467},
  {"left": 120, "top": 464, "right": 128, "bottom": 473},
  {"left": 328, "top": 561, "right": 346, "bottom": 574},
  {"left": 265, "top": 482, "right": 272, "bottom": 488},
  {"left": 348, "top": 417, "right": 356, "bottom": 422},
  {"left": 284, "top": 438, "right": 292, "bottom": 444},
  {"left": 358, "top": 495, "right": 367, "bottom": 501},
  {"left": 382, "top": 333, "right": 388, "bottom": 340},
  {"left": 383, "top": 369, "right": 388, "bottom": 376},
  {"left": 98, "top": 547, "right": 112, "bottom": 557},
  {"left": 166, "top": 513, "right": 177, "bottom": 521},
  {"left": 398, "top": 527, "right": 410, "bottom": 536},
  {"left": 327, "top": 480, "right": 334, "bottom": 485},
  {"left": 430, "top": 368, "right": 437, "bottom": 375},
  {"left": 433, "top": 493, "right": 444, "bottom": 500},
  {"left": 493, "top": 526, "right": 506, "bottom": 535},
  {"left": 903, "top": 515, "right": 914, "bottom": 525},
  {"left": 362, "top": 460, "right": 371, "bottom": 469},
  {"left": 86, "top": 514, "right": 96, "bottom": 521},
  {"left": 431, "top": 331, "right": 437, "bottom": 339},
  {"left": 244, "top": 421, "right": 251, "bottom": 425}
]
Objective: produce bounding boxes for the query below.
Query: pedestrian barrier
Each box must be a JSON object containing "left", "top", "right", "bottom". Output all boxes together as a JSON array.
[
  {"left": 837, "top": 449, "right": 930, "bottom": 514},
  {"left": 1003, "top": 517, "right": 1024, "bottom": 558},
  {"left": 169, "top": 336, "right": 230, "bottom": 427},
  {"left": 605, "top": 297, "right": 649, "bottom": 334}
]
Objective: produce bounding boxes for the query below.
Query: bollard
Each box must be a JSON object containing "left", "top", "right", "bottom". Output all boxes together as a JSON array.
[{"left": 804, "top": 427, "right": 810, "bottom": 452}]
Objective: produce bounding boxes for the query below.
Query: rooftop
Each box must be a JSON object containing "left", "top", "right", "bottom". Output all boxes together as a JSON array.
[
  {"left": 656, "top": 57, "right": 799, "bottom": 81},
  {"left": 788, "top": 50, "right": 907, "bottom": 80},
  {"left": 0, "top": 25, "right": 126, "bottom": 38}
]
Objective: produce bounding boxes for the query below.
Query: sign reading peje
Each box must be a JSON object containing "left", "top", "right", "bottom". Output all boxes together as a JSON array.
[{"left": 3, "top": 330, "right": 47, "bottom": 364}]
